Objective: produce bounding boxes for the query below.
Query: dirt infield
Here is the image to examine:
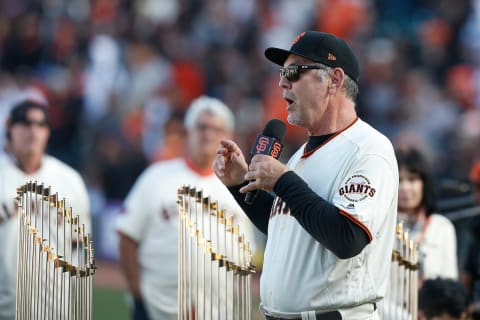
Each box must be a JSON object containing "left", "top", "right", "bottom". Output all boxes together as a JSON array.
[
  {"left": 94, "top": 260, "right": 261, "bottom": 294},
  {"left": 94, "top": 260, "right": 127, "bottom": 290}
]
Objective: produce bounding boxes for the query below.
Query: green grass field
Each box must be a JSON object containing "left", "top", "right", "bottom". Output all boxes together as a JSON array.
[
  {"left": 93, "top": 287, "right": 264, "bottom": 320},
  {"left": 93, "top": 287, "right": 129, "bottom": 320}
]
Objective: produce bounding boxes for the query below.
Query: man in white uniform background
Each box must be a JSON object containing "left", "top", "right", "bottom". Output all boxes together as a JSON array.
[
  {"left": 116, "top": 95, "right": 256, "bottom": 320},
  {"left": 0, "top": 100, "right": 91, "bottom": 320}
]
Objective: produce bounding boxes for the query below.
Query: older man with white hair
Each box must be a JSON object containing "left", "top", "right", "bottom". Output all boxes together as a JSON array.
[{"left": 117, "top": 95, "right": 255, "bottom": 320}]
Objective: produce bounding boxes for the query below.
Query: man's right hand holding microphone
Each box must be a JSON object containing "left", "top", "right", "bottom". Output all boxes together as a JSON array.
[
  {"left": 214, "top": 119, "right": 290, "bottom": 199},
  {"left": 214, "top": 140, "right": 290, "bottom": 192}
]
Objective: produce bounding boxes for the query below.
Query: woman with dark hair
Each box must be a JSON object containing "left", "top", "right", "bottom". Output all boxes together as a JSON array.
[{"left": 396, "top": 148, "right": 458, "bottom": 282}]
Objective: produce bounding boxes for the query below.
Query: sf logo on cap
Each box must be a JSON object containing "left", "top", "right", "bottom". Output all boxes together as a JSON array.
[{"left": 291, "top": 32, "right": 306, "bottom": 46}]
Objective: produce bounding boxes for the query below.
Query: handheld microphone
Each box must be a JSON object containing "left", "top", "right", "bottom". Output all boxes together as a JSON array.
[{"left": 244, "top": 119, "right": 286, "bottom": 204}]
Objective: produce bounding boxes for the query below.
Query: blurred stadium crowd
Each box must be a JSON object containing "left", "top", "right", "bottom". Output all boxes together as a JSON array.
[{"left": 0, "top": 0, "right": 479, "bottom": 253}]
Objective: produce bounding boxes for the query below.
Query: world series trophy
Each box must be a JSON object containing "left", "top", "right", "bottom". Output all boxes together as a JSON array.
[
  {"left": 177, "top": 186, "right": 255, "bottom": 320},
  {"left": 380, "top": 222, "right": 419, "bottom": 320},
  {"left": 15, "top": 182, "right": 96, "bottom": 320}
]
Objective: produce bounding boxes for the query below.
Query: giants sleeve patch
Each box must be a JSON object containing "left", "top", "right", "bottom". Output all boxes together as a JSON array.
[{"left": 338, "top": 174, "right": 376, "bottom": 202}]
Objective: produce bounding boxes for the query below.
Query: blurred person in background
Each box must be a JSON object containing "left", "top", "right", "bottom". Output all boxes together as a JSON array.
[
  {"left": 150, "top": 111, "right": 186, "bottom": 162},
  {"left": 418, "top": 277, "right": 468, "bottom": 320},
  {"left": 116, "top": 96, "right": 257, "bottom": 320},
  {"left": 0, "top": 100, "right": 91, "bottom": 320},
  {"left": 468, "top": 160, "right": 480, "bottom": 205},
  {"left": 396, "top": 148, "right": 458, "bottom": 282},
  {"left": 461, "top": 160, "right": 480, "bottom": 319}
]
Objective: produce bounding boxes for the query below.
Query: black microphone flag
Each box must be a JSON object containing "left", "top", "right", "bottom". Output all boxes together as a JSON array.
[{"left": 245, "top": 119, "right": 286, "bottom": 204}]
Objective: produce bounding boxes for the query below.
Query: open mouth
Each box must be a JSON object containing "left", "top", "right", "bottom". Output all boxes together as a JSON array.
[{"left": 284, "top": 97, "right": 294, "bottom": 107}]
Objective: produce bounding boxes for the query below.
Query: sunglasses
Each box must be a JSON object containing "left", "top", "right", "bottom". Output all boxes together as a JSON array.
[
  {"left": 279, "top": 64, "right": 326, "bottom": 82},
  {"left": 17, "top": 119, "right": 48, "bottom": 127}
]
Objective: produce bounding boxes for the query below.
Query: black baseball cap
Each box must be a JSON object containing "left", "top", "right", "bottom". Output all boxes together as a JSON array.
[
  {"left": 265, "top": 31, "right": 359, "bottom": 83},
  {"left": 8, "top": 100, "right": 49, "bottom": 126}
]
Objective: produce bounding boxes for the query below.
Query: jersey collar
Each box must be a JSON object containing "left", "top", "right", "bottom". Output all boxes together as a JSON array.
[
  {"left": 184, "top": 156, "right": 214, "bottom": 177},
  {"left": 301, "top": 117, "right": 359, "bottom": 158}
]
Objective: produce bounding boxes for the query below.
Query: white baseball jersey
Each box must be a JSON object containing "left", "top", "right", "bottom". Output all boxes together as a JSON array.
[
  {"left": 116, "top": 157, "right": 255, "bottom": 318},
  {"left": 0, "top": 154, "right": 91, "bottom": 320},
  {"left": 398, "top": 212, "right": 458, "bottom": 280},
  {"left": 260, "top": 118, "right": 398, "bottom": 317}
]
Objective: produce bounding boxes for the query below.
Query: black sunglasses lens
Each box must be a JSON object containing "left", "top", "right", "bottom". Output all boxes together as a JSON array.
[
  {"left": 21, "top": 119, "right": 48, "bottom": 127},
  {"left": 280, "top": 67, "right": 299, "bottom": 82},
  {"left": 287, "top": 69, "right": 299, "bottom": 81}
]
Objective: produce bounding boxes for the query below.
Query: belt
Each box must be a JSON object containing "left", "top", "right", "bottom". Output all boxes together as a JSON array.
[
  {"left": 265, "top": 311, "right": 341, "bottom": 320},
  {"left": 264, "top": 304, "right": 376, "bottom": 320}
]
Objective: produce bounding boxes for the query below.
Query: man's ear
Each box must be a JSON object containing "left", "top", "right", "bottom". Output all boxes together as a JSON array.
[{"left": 328, "top": 68, "right": 345, "bottom": 94}]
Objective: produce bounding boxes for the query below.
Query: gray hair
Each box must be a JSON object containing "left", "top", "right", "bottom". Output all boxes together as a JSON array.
[
  {"left": 317, "top": 65, "right": 359, "bottom": 101},
  {"left": 343, "top": 76, "right": 359, "bottom": 100},
  {"left": 184, "top": 95, "right": 235, "bottom": 132}
]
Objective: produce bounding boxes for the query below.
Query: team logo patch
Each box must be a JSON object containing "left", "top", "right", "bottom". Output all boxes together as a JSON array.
[{"left": 338, "top": 174, "right": 376, "bottom": 202}]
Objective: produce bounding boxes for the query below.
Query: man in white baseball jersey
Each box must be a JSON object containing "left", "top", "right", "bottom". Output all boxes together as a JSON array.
[
  {"left": 116, "top": 96, "right": 256, "bottom": 320},
  {"left": 214, "top": 31, "right": 398, "bottom": 320},
  {"left": 0, "top": 100, "right": 91, "bottom": 320}
]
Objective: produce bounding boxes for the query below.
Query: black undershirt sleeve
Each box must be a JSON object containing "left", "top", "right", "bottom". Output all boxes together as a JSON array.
[
  {"left": 273, "top": 171, "right": 371, "bottom": 259},
  {"left": 228, "top": 182, "right": 274, "bottom": 235}
]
